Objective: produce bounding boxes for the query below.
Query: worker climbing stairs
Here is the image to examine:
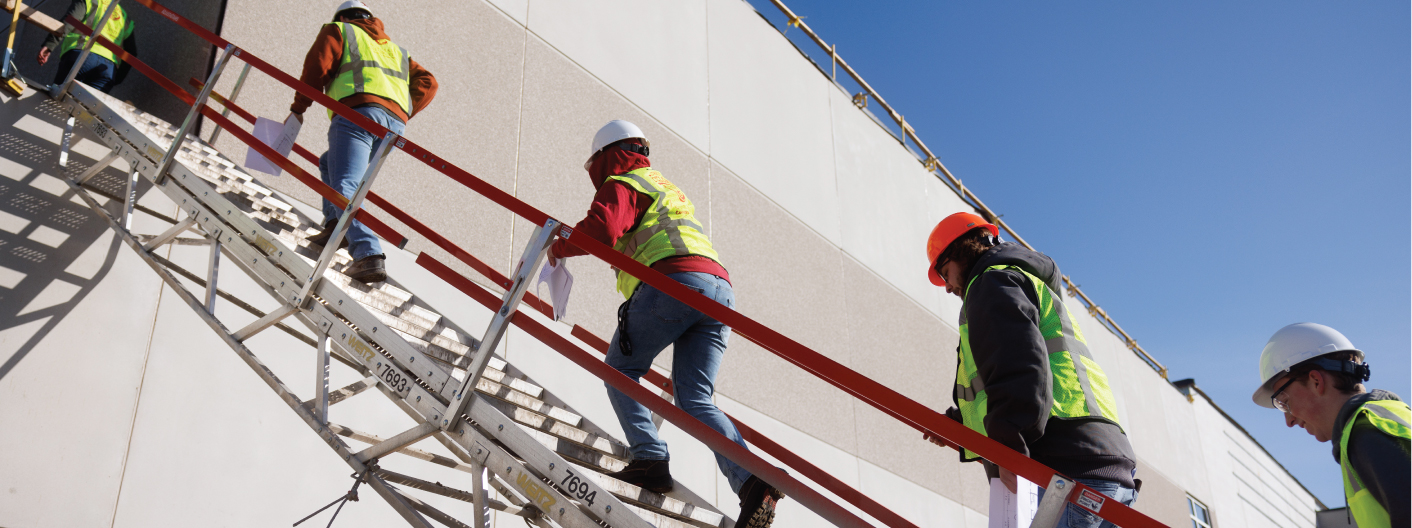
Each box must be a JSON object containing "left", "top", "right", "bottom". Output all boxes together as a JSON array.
[{"left": 13, "top": 0, "right": 1177, "bottom": 526}]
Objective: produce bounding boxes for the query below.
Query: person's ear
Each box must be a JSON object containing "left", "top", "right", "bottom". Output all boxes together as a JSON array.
[{"left": 1307, "top": 370, "right": 1326, "bottom": 396}]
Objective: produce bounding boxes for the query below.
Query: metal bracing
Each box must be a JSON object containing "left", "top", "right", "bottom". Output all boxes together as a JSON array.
[
  {"left": 206, "top": 62, "right": 250, "bottom": 145},
  {"left": 443, "top": 218, "right": 559, "bottom": 428},
  {"left": 153, "top": 44, "right": 234, "bottom": 185}
]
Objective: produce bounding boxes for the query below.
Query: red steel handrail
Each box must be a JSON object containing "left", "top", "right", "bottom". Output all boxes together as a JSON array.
[
  {"left": 70, "top": 3, "right": 1170, "bottom": 526},
  {"left": 189, "top": 75, "right": 928, "bottom": 528}
]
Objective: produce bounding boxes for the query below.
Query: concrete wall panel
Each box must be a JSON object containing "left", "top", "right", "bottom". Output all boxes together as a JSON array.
[
  {"left": 527, "top": 0, "right": 711, "bottom": 151},
  {"left": 509, "top": 34, "right": 713, "bottom": 340},
  {"left": 705, "top": 0, "right": 840, "bottom": 245},
  {"left": 831, "top": 88, "right": 970, "bottom": 320},
  {"left": 709, "top": 163, "right": 856, "bottom": 452},
  {"left": 0, "top": 92, "right": 170, "bottom": 528},
  {"left": 213, "top": 0, "right": 528, "bottom": 284},
  {"left": 1132, "top": 458, "right": 1201, "bottom": 528}
]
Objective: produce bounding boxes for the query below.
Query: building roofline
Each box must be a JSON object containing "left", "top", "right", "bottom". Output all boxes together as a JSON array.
[{"left": 1171, "top": 378, "right": 1328, "bottom": 510}]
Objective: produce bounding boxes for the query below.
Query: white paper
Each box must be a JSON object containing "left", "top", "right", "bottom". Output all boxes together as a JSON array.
[
  {"left": 244, "top": 114, "right": 302, "bottom": 177},
  {"left": 536, "top": 259, "right": 574, "bottom": 321},
  {"left": 988, "top": 476, "right": 1039, "bottom": 528}
]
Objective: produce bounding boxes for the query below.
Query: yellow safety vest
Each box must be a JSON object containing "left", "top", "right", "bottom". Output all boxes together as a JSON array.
[
  {"left": 1338, "top": 399, "right": 1410, "bottom": 528},
  {"left": 955, "top": 264, "right": 1123, "bottom": 461},
  {"left": 607, "top": 167, "right": 721, "bottom": 299},
  {"left": 59, "top": 0, "right": 133, "bottom": 65},
  {"left": 324, "top": 22, "right": 411, "bottom": 120}
]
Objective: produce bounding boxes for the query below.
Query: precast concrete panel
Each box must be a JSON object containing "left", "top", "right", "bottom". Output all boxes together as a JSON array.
[
  {"left": 840, "top": 255, "right": 972, "bottom": 502},
  {"left": 716, "top": 394, "right": 864, "bottom": 527},
  {"left": 527, "top": 0, "right": 712, "bottom": 152},
  {"left": 708, "top": 162, "right": 859, "bottom": 453},
  {"left": 214, "top": 0, "right": 528, "bottom": 284},
  {"left": 0, "top": 237, "right": 166, "bottom": 528},
  {"left": 705, "top": 0, "right": 841, "bottom": 245},
  {"left": 108, "top": 219, "right": 478, "bottom": 526},
  {"left": 1224, "top": 425, "right": 1319, "bottom": 528},
  {"left": 485, "top": 0, "right": 529, "bottom": 26},
  {"left": 1131, "top": 458, "right": 1203, "bottom": 527},
  {"left": 830, "top": 88, "right": 968, "bottom": 320},
  {"left": 510, "top": 33, "right": 713, "bottom": 343},
  {"left": 856, "top": 458, "right": 974, "bottom": 528},
  {"left": 0, "top": 91, "right": 169, "bottom": 528}
]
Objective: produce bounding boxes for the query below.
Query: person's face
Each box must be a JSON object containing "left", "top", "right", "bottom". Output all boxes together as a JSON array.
[
  {"left": 939, "top": 259, "right": 967, "bottom": 298},
  {"left": 1277, "top": 371, "right": 1336, "bottom": 442}
]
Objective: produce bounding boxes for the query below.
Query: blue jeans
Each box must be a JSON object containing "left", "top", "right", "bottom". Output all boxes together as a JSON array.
[
  {"left": 53, "top": 50, "right": 116, "bottom": 93},
  {"left": 604, "top": 272, "right": 754, "bottom": 494},
  {"left": 319, "top": 105, "right": 404, "bottom": 260},
  {"left": 1035, "top": 478, "right": 1139, "bottom": 528}
]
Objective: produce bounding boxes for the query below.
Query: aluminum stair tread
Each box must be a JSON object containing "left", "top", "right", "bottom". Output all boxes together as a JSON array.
[{"left": 88, "top": 91, "right": 733, "bottom": 528}]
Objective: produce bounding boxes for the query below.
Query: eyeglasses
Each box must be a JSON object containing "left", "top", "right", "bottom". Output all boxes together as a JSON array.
[{"left": 1270, "top": 374, "right": 1301, "bottom": 412}]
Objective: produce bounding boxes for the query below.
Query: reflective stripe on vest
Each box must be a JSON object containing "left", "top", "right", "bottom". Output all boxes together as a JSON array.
[
  {"left": 607, "top": 168, "right": 720, "bottom": 299},
  {"left": 1339, "top": 399, "right": 1410, "bottom": 528},
  {"left": 954, "top": 264, "right": 1123, "bottom": 460},
  {"left": 324, "top": 23, "right": 411, "bottom": 119},
  {"left": 59, "top": 0, "right": 133, "bottom": 65}
]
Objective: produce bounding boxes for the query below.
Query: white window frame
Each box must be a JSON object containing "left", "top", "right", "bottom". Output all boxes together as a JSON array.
[{"left": 1188, "top": 495, "right": 1213, "bottom": 528}]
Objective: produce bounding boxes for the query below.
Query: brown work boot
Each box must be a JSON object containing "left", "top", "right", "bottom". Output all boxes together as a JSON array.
[
  {"left": 606, "top": 459, "right": 673, "bottom": 493},
  {"left": 343, "top": 254, "right": 386, "bottom": 284},
  {"left": 307, "top": 220, "right": 348, "bottom": 250},
  {"left": 737, "top": 475, "right": 785, "bottom": 528}
]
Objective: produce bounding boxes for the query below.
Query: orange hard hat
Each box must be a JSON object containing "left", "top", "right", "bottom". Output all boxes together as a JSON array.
[{"left": 926, "top": 212, "right": 999, "bottom": 287}]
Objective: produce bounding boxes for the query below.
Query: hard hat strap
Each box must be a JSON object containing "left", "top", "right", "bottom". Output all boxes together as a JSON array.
[
  {"left": 618, "top": 143, "right": 649, "bottom": 157},
  {"left": 1292, "top": 356, "right": 1372, "bottom": 383}
]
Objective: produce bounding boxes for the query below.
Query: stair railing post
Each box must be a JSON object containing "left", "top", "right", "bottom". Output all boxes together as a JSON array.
[
  {"left": 153, "top": 44, "right": 235, "bottom": 185},
  {"left": 315, "top": 335, "right": 331, "bottom": 424},
  {"left": 120, "top": 168, "right": 138, "bottom": 229},
  {"left": 1028, "top": 474, "right": 1076, "bottom": 528},
  {"left": 471, "top": 462, "right": 489, "bottom": 528},
  {"left": 206, "top": 62, "right": 250, "bottom": 145},
  {"left": 293, "top": 131, "right": 397, "bottom": 308},
  {"left": 204, "top": 229, "right": 221, "bottom": 314},
  {"left": 439, "top": 218, "right": 559, "bottom": 432},
  {"left": 53, "top": 0, "right": 119, "bottom": 100}
]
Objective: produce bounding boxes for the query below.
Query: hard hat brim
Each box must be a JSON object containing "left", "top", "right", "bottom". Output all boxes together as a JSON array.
[
  {"left": 928, "top": 265, "right": 946, "bottom": 287},
  {"left": 1251, "top": 377, "right": 1281, "bottom": 409}
]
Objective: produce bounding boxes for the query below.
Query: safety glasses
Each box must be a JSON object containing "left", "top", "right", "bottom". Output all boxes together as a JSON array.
[{"left": 1270, "top": 374, "right": 1301, "bottom": 412}]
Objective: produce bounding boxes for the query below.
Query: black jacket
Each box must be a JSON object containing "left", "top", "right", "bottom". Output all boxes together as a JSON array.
[
  {"left": 1332, "top": 390, "right": 1409, "bottom": 526},
  {"left": 957, "top": 242, "right": 1138, "bottom": 487}
]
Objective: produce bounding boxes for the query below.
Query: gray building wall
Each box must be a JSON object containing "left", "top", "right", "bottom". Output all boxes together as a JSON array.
[{"left": 0, "top": 0, "right": 1331, "bottom": 526}]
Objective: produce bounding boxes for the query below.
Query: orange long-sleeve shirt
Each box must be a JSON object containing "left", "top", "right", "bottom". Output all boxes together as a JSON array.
[{"left": 290, "top": 18, "right": 437, "bottom": 123}]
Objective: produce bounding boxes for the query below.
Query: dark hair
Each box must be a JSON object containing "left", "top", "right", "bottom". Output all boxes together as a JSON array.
[
  {"left": 1291, "top": 351, "right": 1367, "bottom": 394},
  {"left": 934, "top": 227, "right": 997, "bottom": 288}
]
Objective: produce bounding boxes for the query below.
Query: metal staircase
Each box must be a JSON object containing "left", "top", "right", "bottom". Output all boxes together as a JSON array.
[{"left": 53, "top": 81, "right": 734, "bottom": 528}]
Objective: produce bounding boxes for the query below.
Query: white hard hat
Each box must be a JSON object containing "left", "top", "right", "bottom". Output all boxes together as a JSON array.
[
  {"left": 334, "top": 1, "right": 372, "bottom": 20},
  {"left": 586, "top": 120, "right": 649, "bottom": 170},
  {"left": 1252, "top": 323, "right": 1363, "bottom": 408}
]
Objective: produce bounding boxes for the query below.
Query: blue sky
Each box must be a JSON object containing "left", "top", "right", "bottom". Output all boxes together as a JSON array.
[{"left": 747, "top": 0, "right": 1409, "bottom": 508}]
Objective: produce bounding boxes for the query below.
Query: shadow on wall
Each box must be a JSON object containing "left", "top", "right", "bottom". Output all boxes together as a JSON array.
[
  {"left": 1, "top": 0, "right": 224, "bottom": 125},
  {"left": 0, "top": 92, "right": 148, "bottom": 380}
]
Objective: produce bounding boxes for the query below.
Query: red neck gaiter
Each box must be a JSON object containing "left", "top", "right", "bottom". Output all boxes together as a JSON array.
[{"left": 588, "top": 140, "right": 651, "bottom": 189}]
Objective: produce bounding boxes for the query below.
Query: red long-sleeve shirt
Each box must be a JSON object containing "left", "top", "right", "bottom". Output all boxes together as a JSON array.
[
  {"left": 290, "top": 18, "right": 437, "bottom": 122},
  {"left": 551, "top": 147, "right": 728, "bottom": 284}
]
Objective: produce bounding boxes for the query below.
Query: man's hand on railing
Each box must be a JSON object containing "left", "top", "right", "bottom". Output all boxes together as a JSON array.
[{"left": 36, "top": 47, "right": 49, "bottom": 65}]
